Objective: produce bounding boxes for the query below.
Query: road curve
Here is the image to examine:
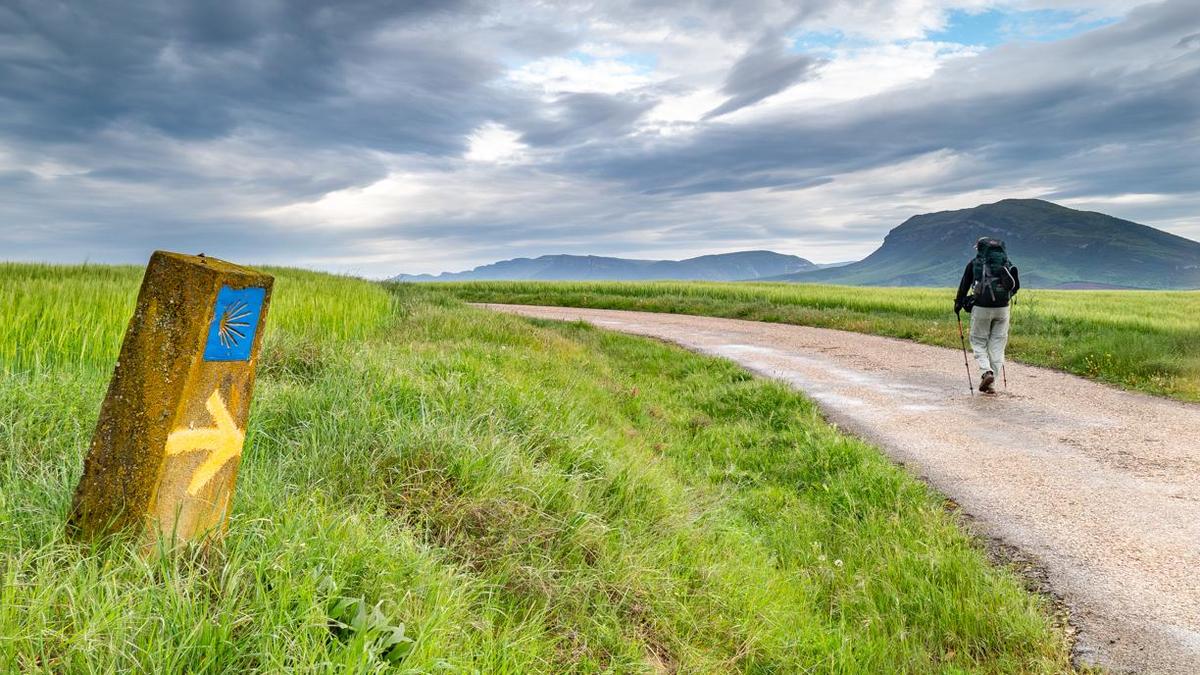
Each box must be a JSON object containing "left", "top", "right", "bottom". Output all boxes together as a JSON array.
[{"left": 481, "top": 304, "right": 1200, "bottom": 674}]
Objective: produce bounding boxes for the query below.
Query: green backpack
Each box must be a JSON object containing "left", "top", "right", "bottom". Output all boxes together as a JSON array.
[{"left": 972, "top": 238, "right": 1015, "bottom": 304}]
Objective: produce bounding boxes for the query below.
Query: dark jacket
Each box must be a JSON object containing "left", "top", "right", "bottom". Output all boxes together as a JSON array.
[{"left": 955, "top": 260, "right": 1019, "bottom": 309}]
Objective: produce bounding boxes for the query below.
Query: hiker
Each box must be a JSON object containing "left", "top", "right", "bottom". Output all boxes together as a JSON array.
[{"left": 954, "top": 237, "right": 1019, "bottom": 393}]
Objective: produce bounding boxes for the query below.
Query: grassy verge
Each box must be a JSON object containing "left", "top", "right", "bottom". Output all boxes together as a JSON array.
[
  {"left": 1, "top": 266, "right": 1074, "bottom": 671},
  {"left": 440, "top": 280, "right": 1200, "bottom": 401}
]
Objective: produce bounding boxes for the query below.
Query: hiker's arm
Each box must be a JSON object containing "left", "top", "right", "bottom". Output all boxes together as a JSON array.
[
  {"left": 954, "top": 262, "right": 972, "bottom": 310},
  {"left": 1011, "top": 266, "right": 1020, "bottom": 296}
]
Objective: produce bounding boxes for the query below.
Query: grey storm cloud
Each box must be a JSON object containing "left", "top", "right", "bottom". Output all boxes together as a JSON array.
[
  {"left": 0, "top": 0, "right": 1197, "bottom": 275},
  {"left": 704, "top": 39, "right": 823, "bottom": 119},
  {"left": 0, "top": 0, "right": 530, "bottom": 267},
  {"left": 517, "top": 92, "right": 660, "bottom": 147},
  {"left": 0, "top": 0, "right": 506, "bottom": 153},
  {"left": 548, "top": 0, "right": 830, "bottom": 37},
  {"left": 561, "top": 0, "right": 1200, "bottom": 199}
]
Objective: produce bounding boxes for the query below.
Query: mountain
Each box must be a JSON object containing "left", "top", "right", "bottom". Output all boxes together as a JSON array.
[
  {"left": 391, "top": 250, "right": 816, "bottom": 282},
  {"left": 778, "top": 199, "right": 1200, "bottom": 289}
]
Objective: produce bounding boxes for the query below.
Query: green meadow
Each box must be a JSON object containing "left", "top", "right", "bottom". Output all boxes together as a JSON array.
[
  {"left": 1, "top": 264, "right": 1076, "bottom": 672},
  {"left": 442, "top": 280, "right": 1200, "bottom": 401}
]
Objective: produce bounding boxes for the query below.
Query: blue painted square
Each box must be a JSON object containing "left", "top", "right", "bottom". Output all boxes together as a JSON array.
[{"left": 203, "top": 285, "right": 266, "bottom": 361}]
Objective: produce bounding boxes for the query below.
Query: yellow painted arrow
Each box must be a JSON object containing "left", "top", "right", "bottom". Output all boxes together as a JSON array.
[{"left": 164, "top": 389, "right": 245, "bottom": 496}]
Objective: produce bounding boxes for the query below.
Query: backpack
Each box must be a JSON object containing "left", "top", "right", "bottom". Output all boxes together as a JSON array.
[{"left": 972, "top": 239, "right": 1016, "bottom": 304}]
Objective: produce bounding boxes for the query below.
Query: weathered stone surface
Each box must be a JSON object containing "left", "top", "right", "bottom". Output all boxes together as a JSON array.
[{"left": 68, "top": 251, "right": 273, "bottom": 548}]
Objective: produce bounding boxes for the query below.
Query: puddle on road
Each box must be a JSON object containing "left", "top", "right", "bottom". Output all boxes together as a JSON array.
[
  {"left": 714, "top": 344, "right": 780, "bottom": 356},
  {"left": 716, "top": 344, "right": 872, "bottom": 385},
  {"left": 714, "top": 343, "right": 949, "bottom": 407},
  {"left": 900, "top": 403, "right": 944, "bottom": 412},
  {"left": 811, "top": 391, "right": 868, "bottom": 407}
]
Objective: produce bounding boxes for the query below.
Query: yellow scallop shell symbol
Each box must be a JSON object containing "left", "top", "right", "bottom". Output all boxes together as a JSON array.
[{"left": 217, "top": 300, "right": 251, "bottom": 349}]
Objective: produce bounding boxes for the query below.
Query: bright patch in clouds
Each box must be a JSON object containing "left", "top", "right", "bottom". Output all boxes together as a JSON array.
[
  {"left": 767, "top": 41, "right": 982, "bottom": 110},
  {"left": 466, "top": 123, "right": 528, "bottom": 164},
  {"left": 508, "top": 53, "right": 656, "bottom": 96}
]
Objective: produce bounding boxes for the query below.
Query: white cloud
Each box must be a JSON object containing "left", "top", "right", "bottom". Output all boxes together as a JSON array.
[
  {"left": 507, "top": 54, "right": 655, "bottom": 96},
  {"left": 465, "top": 123, "right": 529, "bottom": 164},
  {"left": 1060, "top": 193, "right": 1171, "bottom": 206},
  {"left": 775, "top": 41, "right": 981, "bottom": 108}
]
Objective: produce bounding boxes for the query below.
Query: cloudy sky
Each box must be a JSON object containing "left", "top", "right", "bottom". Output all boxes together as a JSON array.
[{"left": 1, "top": 0, "right": 1197, "bottom": 277}]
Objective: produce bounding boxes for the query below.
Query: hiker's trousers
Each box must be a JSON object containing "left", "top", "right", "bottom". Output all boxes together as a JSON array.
[{"left": 969, "top": 305, "right": 1010, "bottom": 374}]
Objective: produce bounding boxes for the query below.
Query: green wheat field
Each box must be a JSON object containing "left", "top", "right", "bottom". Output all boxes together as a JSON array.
[
  {"left": 0, "top": 264, "right": 1097, "bottom": 672},
  {"left": 444, "top": 280, "right": 1200, "bottom": 402}
]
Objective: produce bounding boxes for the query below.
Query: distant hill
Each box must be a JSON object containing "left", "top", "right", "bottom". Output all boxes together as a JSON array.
[
  {"left": 778, "top": 199, "right": 1200, "bottom": 289},
  {"left": 391, "top": 250, "right": 816, "bottom": 282}
]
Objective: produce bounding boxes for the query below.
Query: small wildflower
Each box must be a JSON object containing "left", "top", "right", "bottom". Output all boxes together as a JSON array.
[{"left": 834, "top": 559, "right": 844, "bottom": 568}]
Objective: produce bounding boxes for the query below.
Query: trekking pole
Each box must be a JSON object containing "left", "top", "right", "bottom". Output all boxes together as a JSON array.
[
  {"left": 956, "top": 313, "right": 973, "bottom": 395},
  {"left": 1004, "top": 294, "right": 1015, "bottom": 391}
]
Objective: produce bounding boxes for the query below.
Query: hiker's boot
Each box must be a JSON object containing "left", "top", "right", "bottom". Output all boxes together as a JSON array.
[{"left": 979, "top": 370, "right": 995, "bottom": 393}]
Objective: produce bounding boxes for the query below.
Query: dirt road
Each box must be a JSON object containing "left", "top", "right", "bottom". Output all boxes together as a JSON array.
[{"left": 483, "top": 304, "right": 1200, "bottom": 673}]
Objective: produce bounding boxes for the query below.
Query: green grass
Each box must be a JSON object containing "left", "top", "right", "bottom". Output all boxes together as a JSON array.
[
  {"left": 0, "top": 265, "right": 1076, "bottom": 672},
  {"left": 440, "top": 280, "right": 1200, "bottom": 401},
  {"left": 0, "top": 263, "right": 398, "bottom": 372}
]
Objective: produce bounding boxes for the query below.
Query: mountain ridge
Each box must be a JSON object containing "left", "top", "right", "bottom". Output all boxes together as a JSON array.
[
  {"left": 776, "top": 199, "right": 1200, "bottom": 289},
  {"left": 391, "top": 250, "right": 816, "bottom": 282}
]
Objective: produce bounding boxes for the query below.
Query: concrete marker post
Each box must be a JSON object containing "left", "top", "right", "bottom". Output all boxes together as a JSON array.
[{"left": 68, "top": 251, "right": 273, "bottom": 548}]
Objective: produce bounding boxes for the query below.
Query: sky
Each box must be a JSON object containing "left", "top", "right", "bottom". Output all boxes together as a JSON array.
[{"left": 1, "top": 0, "right": 1197, "bottom": 277}]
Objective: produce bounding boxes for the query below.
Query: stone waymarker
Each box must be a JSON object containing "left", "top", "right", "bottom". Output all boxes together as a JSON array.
[{"left": 68, "top": 251, "right": 273, "bottom": 547}]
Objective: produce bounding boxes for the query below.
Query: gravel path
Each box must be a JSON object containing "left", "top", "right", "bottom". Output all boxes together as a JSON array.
[{"left": 483, "top": 304, "right": 1200, "bottom": 674}]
